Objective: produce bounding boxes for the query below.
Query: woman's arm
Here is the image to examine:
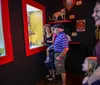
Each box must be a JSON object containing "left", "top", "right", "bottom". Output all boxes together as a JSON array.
[{"left": 47, "top": 36, "right": 55, "bottom": 43}]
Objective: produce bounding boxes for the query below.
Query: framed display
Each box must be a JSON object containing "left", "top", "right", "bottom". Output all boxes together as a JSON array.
[
  {"left": 63, "top": 0, "right": 76, "bottom": 11},
  {"left": 22, "top": 0, "right": 46, "bottom": 56},
  {"left": 69, "top": 15, "right": 75, "bottom": 19},
  {"left": 76, "top": 20, "right": 86, "bottom": 32},
  {"left": 0, "top": 0, "right": 13, "bottom": 65},
  {"left": 76, "top": 0, "right": 82, "bottom": 5}
]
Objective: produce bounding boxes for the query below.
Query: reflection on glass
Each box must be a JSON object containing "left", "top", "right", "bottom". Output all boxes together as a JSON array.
[
  {"left": 26, "top": 4, "right": 44, "bottom": 49},
  {"left": 0, "top": 2, "right": 6, "bottom": 57}
]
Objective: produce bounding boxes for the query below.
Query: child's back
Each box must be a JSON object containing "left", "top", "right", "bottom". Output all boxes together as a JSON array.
[{"left": 83, "top": 80, "right": 100, "bottom": 85}]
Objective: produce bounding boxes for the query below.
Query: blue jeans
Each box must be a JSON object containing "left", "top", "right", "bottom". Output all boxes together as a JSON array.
[{"left": 45, "top": 50, "right": 55, "bottom": 70}]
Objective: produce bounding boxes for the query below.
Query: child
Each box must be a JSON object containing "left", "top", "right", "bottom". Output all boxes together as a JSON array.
[
  {"left": 82, "top": 57, "right": 100, "bottom": 85},
  {"left": 44, "top": 27, "right": 57, "bottom": 63}
]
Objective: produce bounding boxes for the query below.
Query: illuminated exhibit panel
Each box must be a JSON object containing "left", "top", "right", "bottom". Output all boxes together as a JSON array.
[
  {"left": 0, "top": 2, "right": 5, "bottom": 57},
  {"left": 26, "top": 4, "right": 44, "bottom": 49},
  {"left": 0, "top": 0, "right": 13, "bottom": 65}
]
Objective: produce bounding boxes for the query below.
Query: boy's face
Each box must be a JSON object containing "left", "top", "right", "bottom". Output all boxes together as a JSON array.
[
  {"left": 82, "top": 58, "right": 89, "bottom": 72},
  {"left": 92, "top": 2, "right": 100, "bottom": 26},
  {"left": 54, "top": 28, "right": 60, "bottom": 34},
  {"left": 54, "top": 28, "right": 57, "bottom": 34}
]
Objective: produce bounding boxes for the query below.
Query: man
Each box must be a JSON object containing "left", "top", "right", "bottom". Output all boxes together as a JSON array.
[
  {"left": 53, "top": 24, "right": 69, "bottom": 85},
  {"left": 87, "top": 0, "right": 100, "bottom": 85}
]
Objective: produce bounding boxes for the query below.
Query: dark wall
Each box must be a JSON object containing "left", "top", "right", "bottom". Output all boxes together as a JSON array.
[
  {"left": 45, "top": 0, "right": 96, "bottom": 55},
  {"left": 0, "top": 0, "right": 46, "bottom": 85},
  {"left": 36, "top": 0, "right": 96, "bottom": 55},
  {"left": 35, "top": 0, "right": 96, "bottom": 73},
  {"left": 0, "top": 0, "right": 97, "bottom": 85}
]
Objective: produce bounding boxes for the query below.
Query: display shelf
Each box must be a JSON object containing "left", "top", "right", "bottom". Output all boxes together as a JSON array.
[
  {"left": 69, "top": 42, "right": 80, "bottom": 44},
  {"left": 48, "top": 20, "right": 72, "bottom": 24}
]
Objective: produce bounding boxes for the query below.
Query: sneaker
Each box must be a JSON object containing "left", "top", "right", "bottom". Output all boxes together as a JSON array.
[
  {"left": 44, "top": 59, "right": 51, "bottom": 63},
  {"left": 47, "top": 77, "right": 53, "bottom": 81},
  {"left": 44, "top": 56, "right": 51, "bottom": 63},
  {"left": 46, "top": 56, "right": 50, "bottom": 61},
  {"left": 46, "top": 75, "right": 50, "bottom": 78}
]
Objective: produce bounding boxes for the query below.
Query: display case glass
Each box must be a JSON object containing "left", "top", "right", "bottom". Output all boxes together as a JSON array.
[
  {"left": 0, "top": 0, "right": 13, "bottom": 65},
  {"left": 0, "top": 2, "right": 5, "bottom": 57},
  {"left": 22, "top": 0, "right": 46, "bottom": 56}
]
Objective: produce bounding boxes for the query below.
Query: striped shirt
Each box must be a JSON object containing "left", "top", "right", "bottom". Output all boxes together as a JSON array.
[{"left": 54, "top": 32, "right": 69, "bottom": 53}]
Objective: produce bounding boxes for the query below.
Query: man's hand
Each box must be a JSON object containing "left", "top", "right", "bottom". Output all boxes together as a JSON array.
[{"left": 56, "top": 56, "right": 61, "bottom": 60}]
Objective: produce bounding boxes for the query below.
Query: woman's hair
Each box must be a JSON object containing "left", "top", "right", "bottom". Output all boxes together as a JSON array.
[
  {"left": 85, "top": 57, "right": 97, "bottom": 76},
  {"left": 43, "top": 24, "right": 52, "bottom": 35}
]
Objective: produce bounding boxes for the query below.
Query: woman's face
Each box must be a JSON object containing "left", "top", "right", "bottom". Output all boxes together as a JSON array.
[
  {"left": 45, "top": 26, "right": 51, "bottom": 34},
  {"left": 82, "top": 58, "right": 89, "bottom": 72},
  {"left": 92, "top": 3, "right": 100, "bottom": 26}
]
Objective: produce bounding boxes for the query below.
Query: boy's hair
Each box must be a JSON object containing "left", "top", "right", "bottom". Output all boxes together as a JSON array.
[
  {"left": 51, "top": 27, "right": 54, "bottom": 31},
  {"left": 86, "top": 57, "right": 97, "bottom": 76},
  {"left": 53, "top": 24, "right": 64, "bottom": 29}
]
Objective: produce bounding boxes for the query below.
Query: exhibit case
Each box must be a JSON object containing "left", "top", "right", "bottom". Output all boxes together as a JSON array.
[
  {"left": 0, "top": 0, "right": 13, "bottom": 65},
  {"left": 22, "top": 0, "right": 46, "bottom": 56}
]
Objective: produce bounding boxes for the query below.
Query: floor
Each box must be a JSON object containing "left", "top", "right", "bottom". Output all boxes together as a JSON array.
[{"left": 36, "top": 72, "right": 84, "bottom": 85}]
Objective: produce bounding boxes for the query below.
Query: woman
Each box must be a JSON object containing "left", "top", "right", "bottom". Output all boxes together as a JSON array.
[
  {"left": 43, "top": 24, "right": 55, "bottom": 80},
  {"left": 87, "top": 0, "right": 100, "bottom": 84}
]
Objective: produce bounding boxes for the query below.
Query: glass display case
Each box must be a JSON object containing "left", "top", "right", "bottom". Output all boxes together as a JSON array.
[
  {"left": 22, "top": 0, "right": 46, "bottom": 56},
  {"left": 0, "top": 0, "right": 13, "bottom": 65},
  {"left": 0, "top": 3, "right": 5, "bottom": 57},
  {"left": 26, "top": 4, "right": 44, "bottom": 49}
]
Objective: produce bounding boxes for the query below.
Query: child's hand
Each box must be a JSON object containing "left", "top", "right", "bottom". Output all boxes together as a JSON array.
[{"left": 82, "top": 76, "right": 89, "bottom": 84}]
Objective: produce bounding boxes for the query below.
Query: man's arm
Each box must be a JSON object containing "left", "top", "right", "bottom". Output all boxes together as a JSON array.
[
  {"left": 59, "top": 48, "right": 69, "bottom": 57},
  {"left": 88, "top": 66, "right": 100, "bottom": 85},
  {"left": 56, "top": 48, "right": 69, "bottom": 60}
]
